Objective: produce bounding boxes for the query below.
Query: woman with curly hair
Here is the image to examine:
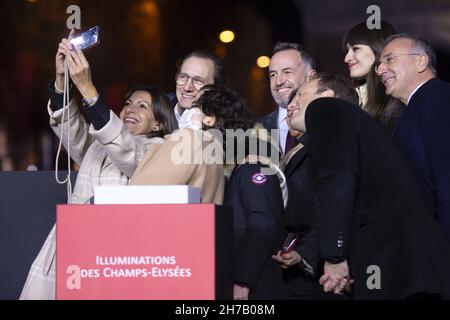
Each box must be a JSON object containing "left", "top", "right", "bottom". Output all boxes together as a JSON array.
[
  {"left": 130, "top": 87, "right": 225, "bottom": 204},
  {"left": 196, "top": 85, "right": 287, "bottom": 300},
  {"left": 131, "top": 85, "right": 287, "bottom": 299}
]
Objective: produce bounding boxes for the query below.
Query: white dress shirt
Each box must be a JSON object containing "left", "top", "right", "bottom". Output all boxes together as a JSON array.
[
  {"left": 278, "top": 107, "right": 289, "bottom": 154},
  {"left": 174, "top": 104, "right": 183, "bottom": 123}
]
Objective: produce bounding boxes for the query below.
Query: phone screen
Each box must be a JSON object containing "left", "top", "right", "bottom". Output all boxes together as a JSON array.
[
  {"left": 70, "top": 26, "right": 100, "bottom": 51},
  {"left": 281, "top": 232, "right": 298, "bottom": 253}
]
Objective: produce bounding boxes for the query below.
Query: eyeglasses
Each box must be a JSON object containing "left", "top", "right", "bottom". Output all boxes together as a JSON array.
[
  {"left": 374, "top": 53, "right": 422, "bottom": 73},
  {"left": 175, "top": 73, "right": 208, "bottom": 90}
]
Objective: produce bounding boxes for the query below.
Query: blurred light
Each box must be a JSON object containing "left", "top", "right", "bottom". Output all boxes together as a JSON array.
[
  {"left": 215, "top": 44, "right": 226, "bottom": 59},
  {"left": 140, "top": 0, "right": 160, "bottom": 17},
  {"left": 219, "top": 30, "right": 235, "bottom": 44},
  {"left": 27, "top": 0, "right": 38, "bottom": 2},
  {"left": 256, "top": 56, "right": 270, "bottom": 68}
]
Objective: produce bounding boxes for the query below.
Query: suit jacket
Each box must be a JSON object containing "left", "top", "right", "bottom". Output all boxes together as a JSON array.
[
  {"left": 393, "top": 78, "right": 450, "bottom": 242},
  {"left": 282, "top": 135, "right": 324, "bottom": 298},
  {"left": 306, "top": 97, "right": 450, "bottom": 299},
  {"left": 257, "top": 109, "right": 278, "bottom": 131},
  {"left": 258, "top": 108, "right": 293, "bottom": 156},
  {"left": 224, "top": 162, "right": 286, "bottom": 299}
]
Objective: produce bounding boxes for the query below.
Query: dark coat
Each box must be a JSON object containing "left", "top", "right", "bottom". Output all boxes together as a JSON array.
[
  {"left": 393, "top": 78, "right": 450, "bottom": 243},
  {"left": 257, "top": 109, "right": 278, "bottom": 131},
  {"left": 282, "top": 136, "right": 324, "bottom": 298},
  {"left": 224, "top": 162, "right": 286, "bottom": 299},
  {"left": 378, "top": 98, "right": 404, "bottom": 135},
  {"left": 306, "top": 97, "right": 450, "bottom": 299}
]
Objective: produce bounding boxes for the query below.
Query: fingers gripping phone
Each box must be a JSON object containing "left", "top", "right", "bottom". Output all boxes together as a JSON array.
[
  {"left": 281, "top": 232, "right": 298, "bottom": 254},
  {"left": 70, "top": 26, "right": 100, "bottom": 51}
]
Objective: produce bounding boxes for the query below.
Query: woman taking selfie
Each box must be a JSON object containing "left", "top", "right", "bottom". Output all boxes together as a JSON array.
[{"left": 20, "top": 33, "right": 177, "bottom": 300}]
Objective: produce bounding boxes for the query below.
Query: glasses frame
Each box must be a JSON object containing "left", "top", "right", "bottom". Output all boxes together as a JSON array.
[
  {"left": 375, "top": 53, "right": 422, "bottom": 73},
  {"left": 175, "top": 73, "right": 208, "bottom": 91}
]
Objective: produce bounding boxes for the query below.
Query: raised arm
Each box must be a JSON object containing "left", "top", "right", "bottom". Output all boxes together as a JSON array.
[{"left": 48, "top": 32, "right": 92, "bottom": 164}]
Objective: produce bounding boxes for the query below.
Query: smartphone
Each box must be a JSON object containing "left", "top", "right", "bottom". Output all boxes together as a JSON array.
[
  {"left": 70, "top": 26, "right": 100, "bottom": 51},
  {"left": 281, "top": 232, "right": 298, "bottom": 254}
]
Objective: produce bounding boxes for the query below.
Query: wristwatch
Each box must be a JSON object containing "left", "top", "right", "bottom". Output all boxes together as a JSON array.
[{"left": 82, "top": 95, "right": 100, "bottom": 107}]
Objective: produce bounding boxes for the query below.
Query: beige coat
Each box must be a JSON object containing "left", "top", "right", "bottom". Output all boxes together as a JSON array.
[
  {"left": 20, "top": 99, "right": 163, "bottom": 300},
  {"left": 131, "top": 128, "right": 224, "bottom": 205}
]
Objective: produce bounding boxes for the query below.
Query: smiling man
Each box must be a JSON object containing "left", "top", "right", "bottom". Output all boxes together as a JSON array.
[
  {"left": 286, "top": 73, "right": 450, "bottom": 299},
  {"left": 172, "top": 51, "right": 225, "bottom": 125},
  {"left": 377, "top": 34, "right": 450, "bottom": 243},
  {"left": 258, "top": 42, "right": 316, "bottom": 156}
]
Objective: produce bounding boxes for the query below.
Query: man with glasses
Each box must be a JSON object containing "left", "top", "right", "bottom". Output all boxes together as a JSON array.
[
  {"left": 172, "top": 51, "right": 225, "bottom": 126},
  {"left": 377, "top": 34, "right": 450, "bottom": 243}
]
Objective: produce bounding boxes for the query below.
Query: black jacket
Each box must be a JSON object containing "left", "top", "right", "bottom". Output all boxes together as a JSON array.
[
  {"left": 393, "top": 78, "right": 450, "bottom": 243},
  {"left": 305, "top": 97, "right": 450, "bottom": 299},
  {"left": 282, "top": 135, "right": 324, "bottom": 298},
  {"left": 224, "top": 162, "right": 286, "bottom": 299},
  {"left": 257, "top": 109, "right": 278, "bottom": 131}
]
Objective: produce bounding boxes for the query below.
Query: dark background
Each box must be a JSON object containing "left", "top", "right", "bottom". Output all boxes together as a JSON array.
[
  {"left": 0, "top": 171, "right": 76, "bottom": 300},
  {"left": 0, "top": 0, "right": 449, "bottom": 170}
]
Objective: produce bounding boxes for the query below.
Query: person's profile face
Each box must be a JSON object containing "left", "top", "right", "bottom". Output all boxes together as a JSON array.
[
  {"left": 175, "top": 57, "right": 215, "bottom": 110},
  {"left": 289, "top": 79, "right": 326, "bottom": 132},
  {"left": 344, "top": 43, "right": 376, "bottom": 80},
  {"left": 120, "top": 90, "right": 158, "bottom": 136},
  {"left": 377, "top": 38, "right": 421, "bottom": 102},
  {"left": 269, "top": 49, "right": 309, "bottom": 108},
  {"left": 286, "top": 91, "right": 303, "bottom": 137}
]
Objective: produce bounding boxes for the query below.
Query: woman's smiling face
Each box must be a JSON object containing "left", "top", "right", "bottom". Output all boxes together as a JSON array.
[
  {"left": 344, "top": 43, "right": 376, "bottom": 80},
  {"left": 120, "top": 90, "right": 158, "bottom": 135}
]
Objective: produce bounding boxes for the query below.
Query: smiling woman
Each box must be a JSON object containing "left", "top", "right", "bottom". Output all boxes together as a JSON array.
[
  {"left": 120, "top": 85, "right": 177, "bottom": 137},
  {"left": 342, "top": 21, "right": 404, "bottom": 134},
  {"left": 19, "top": 34, "right": 177, "bottom": 300}
]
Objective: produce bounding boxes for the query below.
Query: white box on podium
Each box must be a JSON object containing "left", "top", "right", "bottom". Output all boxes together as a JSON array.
[{"left": 94, "top": 185, "right": 201, "bottom": 204}]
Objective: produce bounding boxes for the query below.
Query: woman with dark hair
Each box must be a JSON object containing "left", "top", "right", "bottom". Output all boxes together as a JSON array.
[
  {"left": 20, "top": 33, "right": 177, "bottom": 300},
  {"left": 343, "top": 20, "right": 404, "bottom": 133},
  {"left": 196, "top": 85, "right": 287, "bottom": 300}
]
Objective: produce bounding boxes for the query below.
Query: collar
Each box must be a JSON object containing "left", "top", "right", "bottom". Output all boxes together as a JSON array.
[
  {"left": 356, "top": 83, "right": 368, "bottom": 107},
  {"left": 407, "top": 79, "right": 434, "bottom": 106},
  {"left": 174, "top": 103, "right": 183, "bottom": 122}
]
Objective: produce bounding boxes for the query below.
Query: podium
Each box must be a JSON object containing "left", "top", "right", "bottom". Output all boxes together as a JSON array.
[
  {"left": 56, "top": 204, "right": 233, "bottom": 300},
  {"left": 0, "top": 171, "right": 76, "bottom": 300}
]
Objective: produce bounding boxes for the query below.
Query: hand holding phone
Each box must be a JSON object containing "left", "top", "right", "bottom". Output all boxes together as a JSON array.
[
  {"left": 70, "top": 26, "right": 100, "bottom": 51},
  {"left": 281, "top": 232, "right": 298, "bottom": 254}
]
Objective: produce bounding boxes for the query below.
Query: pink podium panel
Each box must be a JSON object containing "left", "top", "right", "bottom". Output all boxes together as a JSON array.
[{"left": 56, "top": 204, "right": 232, "bottom": 300}]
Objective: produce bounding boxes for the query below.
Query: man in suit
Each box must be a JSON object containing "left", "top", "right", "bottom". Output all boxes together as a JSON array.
[
  {"left": 272, "top": 75, "right": 359, "bottom": 299},
  {"left": 376, "top": 34, "right": 450, "bottom": 243},
  {"left": 287, "top": 72, "right": 450, "bottom": 299},
  {"left": 169, "top": 51, "right": 225, "bottom": 126},
  {"left": 272, "top": 114, "right": 324, "bottom": 299},
  {"left": 258, "top": 42, "right": 316, "bottom": 156}
]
